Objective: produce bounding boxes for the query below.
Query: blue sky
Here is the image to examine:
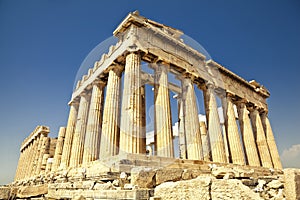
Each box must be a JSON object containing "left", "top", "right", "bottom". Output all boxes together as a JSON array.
[{"left": 0, "top": 0, "right": 299, "bottom": 185}]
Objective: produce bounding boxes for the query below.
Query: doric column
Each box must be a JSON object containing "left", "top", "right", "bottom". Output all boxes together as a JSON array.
[
  {"left": 41, "top": 153, "right": 50, "bottom": 173},
  {"left": 237, "top": 101, "right": 261, "bottom": 166},
  {"left": 28, "top": 138, "right": 39, "bottom": 177},
  {"left": 15, "top": 148, "right": 25, "bottom": 180},
  {"left": 37, "top": 137, "right": 50, "bottom": 175},
  {"left": 250, "top": 107, "right": 273, "bottom": 168},
  {"left": 24, "top": 142, "right": 33, "bottom": 178},
  {"left": 178, "top": 97, "right": 187, "bottom": 159},
  {"left": 19, "top": 147, "right": 28, "bottom": 179},
  {"left": 31, "top": 135, "right": 42, "bottom": 175},
  {"left": 200, "top": 121, "right": 211, "bottom": 161},
  {"left": 52, "top": 127, "right": 66, "bottom": 171},
  {"left": 82, "top": 81, "right": 105, "bottom": 164},
  {"left": 100, "top": 66, "right": 122, "bottom": 158},
  {"left": 261, "top": 112, "right": 282, "bottom": 169},
  {"left": 120, "top": 52, "right": 145, "bottom": 154},
  {"left": 154, "top": 63, "right": 174, "bottom": 158},
  {"left": 70, "top": 92, "right": 91, "bottom": 167},
  {"left": 221, "top": 93, "right": 245, "bottom": 165},
  {"left": 203, "top": 84, "right": 227, "bottom": 163},
  {"left": 222, "top": 124, "right": 230, "bottom": 163},
  {"left": 181, "top": 77, "right": 203, "bottom": 160},
  {"left": 14, "top": 152, "right": 22, "bottom": 180},
  {"left": 34, "top": 134, "right": 45, "bottom": 175},
  {"left": 60, "top": 101, "right": 79, "bottom": 169}
]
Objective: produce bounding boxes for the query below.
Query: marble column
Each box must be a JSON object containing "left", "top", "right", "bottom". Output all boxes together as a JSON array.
[
  {"left": 221, "top": 93, "right": 245, "bottom": 165},
  {"left": 31, "top": 135, "right": 43, "bottom": 175},
  {"left": 60, "top": 101, "right": 79, "bottom": 169},
  {"left": 200, "top": 121, "right": 211, "bottom": 161},
  {"left": 15, "top": 148, "right": 25, "bottom": 180},
  {"left": 36, "top": 137, "right": 50, "bottom": 175},
  {"left": 181, "top": 77, "right": 203, "bottom": 160},
  {"left": 34, "top": 134, "right": 45, "bottom": 175},
  {"left": 120, "top": 52, "right": 145, "bottom": 154},
  {"left": 29, "top": 138, "right": 39, "bottom": 177},
  {"left": 154, "top": 63, "right": 174, "bottom": 158},
  {"left": 100, "top": 66, "right": 122, "bottom": 158},
  {"left": 83, "top": 81, "right": 105, "bottom": 164},
  {"left": 222, "top": 124, "right": 230, "bottom": 163},
  {"left": 261, "top": 112, "right": 282, "bottom": 169},
  {"left": 14, "top": 152, "right": 22, "bottom": 180},
  {"left": 250, "top": 108, "right": 273, "bottom": 168},
  {"left": 203, "top": 84, "right": 227, "bottom": 163},
  {"left": 19, "top": 147, "right": 27, "bottom": 179},
  {"left": 70, "top": 92, "right": 91, "bottom": 167},
  {"left": 24, "top": 142, "right": 33, "bottom": 178},
  {"left": 237, "top": 102, "right": 261, "bottom": 167},
  {"left": 178, "top": 97, "right": 187, "bottom": 159},
  {"left": 52, "top": 127, "right": 66, "bottom": 171}
]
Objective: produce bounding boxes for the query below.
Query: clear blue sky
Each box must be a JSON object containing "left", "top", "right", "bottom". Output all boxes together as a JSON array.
[{"left": 0, "top": 0, "right": 299, "bottom": 185}]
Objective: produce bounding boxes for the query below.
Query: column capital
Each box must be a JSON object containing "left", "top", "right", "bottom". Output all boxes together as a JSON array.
[
  {"left": 206, "top": 81, "right": 216, "bottom": 90},
  {"left": 93, "top": 79, "right": 106, "bottom": 87},
  {"left": 80, "top": 90, "right": 92, "bottom": 99},
  {"left": 248, "top": 105, "right": 265, "bottom": 114},
  {"left": 110, "top": 63, "right": 124, "bottom": 76},
  {"left": 68, "top": 98, "right": 80, "bottom": 106},
  {"left": 150, "top": 62, "right": 170, "bottom": 72},
  {"left": 235, "top": 98, "right": 249, "bottom": 106}
]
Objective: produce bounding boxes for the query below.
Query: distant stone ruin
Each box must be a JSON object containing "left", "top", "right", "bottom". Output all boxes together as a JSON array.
[{"left": 2, "top": 11, "right": 299, "bottom": 200}]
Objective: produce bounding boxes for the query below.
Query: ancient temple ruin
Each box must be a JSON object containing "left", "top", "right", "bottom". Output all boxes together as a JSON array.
[{"left": 6, "top": 11, "right": 299, "bottom": 200}]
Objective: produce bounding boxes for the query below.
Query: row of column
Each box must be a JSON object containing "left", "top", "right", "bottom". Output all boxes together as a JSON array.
[
  {"left": 177, "top": 77, "right": 282, "bottom": 169},
  {"left": 56, "top": 51, "right": 281, "bottom": 171},
  {"left": 179, "top": 85, "right": 282, "bottom": 169},
  {"left": 15, "top": 131, "right": 51, "bottom": 181},
  {"left": 58, "top": 52, "right": 176, "bottom": 169}
]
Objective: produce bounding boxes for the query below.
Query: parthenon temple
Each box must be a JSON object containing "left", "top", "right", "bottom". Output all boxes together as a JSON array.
[{"left": 8, "top": 11, "right": 295, "bottom": 200}]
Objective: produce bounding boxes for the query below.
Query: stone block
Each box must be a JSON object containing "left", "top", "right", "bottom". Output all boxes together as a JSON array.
[
  {"left": 16, "top": 184, "right": 48, "bottom": 198},
  {"left": 284, "top": 168, "right": 300, "bottom": 200},
  {"left": 211, "top": 166, "right": 235, "bottom": 179},
  {"left": 211, "top": 179, "right": 262, "bottom": 200},
  {"left": 154, "top": 176, "right": 211, "bottom": 200},
  {"left": 0, "top": 187, "right": 10, "bottom": 200},
  {"left": 131, "top": 167, "right": 156, "bottom": 188},
  {"left": 93, "top": 182, "right": 113, "bottom": 190},
  {"left": 155, "top": 168, "right": 183, "bottom": 185},
  {"left": 267, "top": 180, "right": 283, "bottom": 189}
]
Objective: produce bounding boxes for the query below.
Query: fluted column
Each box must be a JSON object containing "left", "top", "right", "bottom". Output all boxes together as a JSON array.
[
  {"left": 31, "top": 135, "right": 43, "bottom": 175},
  {"left": 261, "top": 112, "right": 282, "bottom": 169},
  {"left": 83, "top": 81, "right": 105, "bottom": 164},
  {"left": 100, "top": 67, "right": 122, "bottom": 158},
  {"left": 70, "top": 92, "right": 91, "bottom": 167},
  {"left": 203, "top": 84, "right": 227, "bottom": 163},
  {"left": 154, "top": 63, "right": 174, "bottom": 157},
  {"left": 120, "top": 52, "right": 145, "bottom": 154},
  {"left": 29, "top": 138, "right": 39, "bottom": 177},
  {"left": 15, "top": 148, "right": 25, "bottom": 180},
  {"left": 19, "top": 147, "right": 28, "bottom": 179},
  {"left": 34, "top": 134, "right": 45, "bottom": 175},
  {"left": 221, "top": 93, "right": 245, "bottom": 165},
  {"left": 200, "top": 121, "right": 211, "bottom": 161},
  {"left": 24, "top": 142, "right": 33, "bottom": 178},
  {"left": 250, "top": 108, "right": 273, "bottom": 168},
  {"left": 181, "top": 77, "right": 203, "bottom": 160},
  {"left": 14, "top": 152, "right": 22, "bottom": 180},
  {"left": 52, "top": 127, "right": 66, "bottom": 171},
  {"left": 60, "top": 101, "right": 79, "bottom": 169},
  {"left": 37, "top": 137, "right": 50, "bottom": 175},
  {"left": 178, "top": 97, "right": 187, "bottom": 159},
  {"left": 237, "top": 102, "right": 261, "bottom": 166}
]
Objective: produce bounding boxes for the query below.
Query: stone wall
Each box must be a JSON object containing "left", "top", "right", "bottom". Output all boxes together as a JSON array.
[{"left": 284, "top": 168, "right": 300, "bottom": 200}]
